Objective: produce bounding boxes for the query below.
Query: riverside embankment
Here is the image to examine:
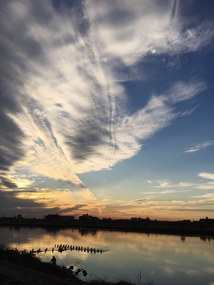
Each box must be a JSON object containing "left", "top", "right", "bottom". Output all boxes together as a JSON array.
[{"left": 1, "top": 217, "right": 214, "bottom": 236}]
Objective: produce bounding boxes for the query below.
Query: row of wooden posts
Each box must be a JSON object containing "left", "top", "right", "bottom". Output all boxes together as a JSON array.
[{"left": 28, "top": 244, "right": 104, "bottom": 254}]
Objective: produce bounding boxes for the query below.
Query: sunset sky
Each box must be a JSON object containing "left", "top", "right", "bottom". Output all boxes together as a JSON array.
[{"left": 0, "top": 0, "right": 214, "bottom": 220}]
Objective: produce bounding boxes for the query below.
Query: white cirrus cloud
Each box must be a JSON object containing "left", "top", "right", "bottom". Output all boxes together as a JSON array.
[
  {"left": 185, "top": 141, "right": 214, "bottom": 153},
  {"left": 0, "top": 0, "right": 213, "bottom": 189},
  {"left": 196, "top": 182, "right": 214, "bottom": 191},
  {"left": 198, "top": 172, "right": 214, "bottom": 181},
  {"left": 167, "top": 81, "right": 207, "bottom": 103},
  {"left": 181, "top": 106, "right": 198, "bottom": 117},
  {"left": 156, "top": 180, "right": 194, "bottom": 189}
]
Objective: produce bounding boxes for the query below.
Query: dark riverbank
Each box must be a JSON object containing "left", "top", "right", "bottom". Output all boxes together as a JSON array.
[
  {"left": 0, "top": 245, "right": 152, "bottom": 285},
  {"left": 1, "top": 217, "right": 214, "bottom": 236},
  {"left": 0, "top": 244, "right": 81, "bottom": 285}
]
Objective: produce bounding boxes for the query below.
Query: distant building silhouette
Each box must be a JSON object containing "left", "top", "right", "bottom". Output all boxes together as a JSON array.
[
  {"left": 45, "top": 214, "right": 74, "bottom": 220},
  {"left": 79, "top": 214, "right": 100, "bottom": 221},
  {"left": 17, "top": 214, "right": 23, "bottom": 219}
]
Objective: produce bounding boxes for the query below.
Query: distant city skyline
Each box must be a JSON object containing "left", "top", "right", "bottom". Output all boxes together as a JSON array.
[
  {"left": 5, "top": 213, "right": 211, "bottom": 222},
  {"left": 0, "top": 0, "right": 214, "bottom": 220}
]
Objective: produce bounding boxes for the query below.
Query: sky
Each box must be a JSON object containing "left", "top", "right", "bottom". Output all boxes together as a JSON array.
[{"left": 0, "top": 0, "right": 214, "bottom": 220}]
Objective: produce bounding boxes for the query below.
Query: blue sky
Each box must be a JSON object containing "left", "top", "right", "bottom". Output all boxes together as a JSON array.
[{"left": 0, "top": 0, "right": 214, "bottom": 220}]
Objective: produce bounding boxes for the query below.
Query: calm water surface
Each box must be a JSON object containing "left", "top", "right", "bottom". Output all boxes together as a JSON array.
[{"left": 0, "top": 226, "right": 214, "bottom": 285}]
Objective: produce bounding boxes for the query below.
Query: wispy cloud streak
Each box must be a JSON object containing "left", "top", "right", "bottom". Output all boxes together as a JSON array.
[
  {"left": 198, "top": 172, "right": 214, "bottom": 180},
  {"left": 185, "top": 141, "right": 214, "bottom": 153}
]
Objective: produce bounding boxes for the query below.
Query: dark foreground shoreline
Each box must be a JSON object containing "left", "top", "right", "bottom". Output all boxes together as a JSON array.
[
  {"left": 0, "top": 245, "right": 153, "bottom": 285},
  {"left": 1, "top": 217, "right": 214, "bottom": 237}
]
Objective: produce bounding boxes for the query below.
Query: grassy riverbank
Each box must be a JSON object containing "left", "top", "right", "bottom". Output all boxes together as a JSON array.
[{"left": 0, "top": 244, "right": 153, "bottom": 285}]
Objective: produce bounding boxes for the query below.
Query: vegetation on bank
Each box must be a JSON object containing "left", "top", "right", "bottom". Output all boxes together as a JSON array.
[
  {"left": 0, "top": 244, "right": 153, "bottom": 285},
  {"left": 0, "top": 244, "right": 81, "bottom": 283}
]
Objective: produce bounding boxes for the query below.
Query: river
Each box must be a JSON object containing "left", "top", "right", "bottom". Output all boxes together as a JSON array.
[{"left": 0, "top": 226, "right": 214, "bottom": 285}]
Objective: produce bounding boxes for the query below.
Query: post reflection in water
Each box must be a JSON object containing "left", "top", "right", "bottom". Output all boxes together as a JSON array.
[{"left": 0, "top": 226, "right": 214, "bottom": 285}]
